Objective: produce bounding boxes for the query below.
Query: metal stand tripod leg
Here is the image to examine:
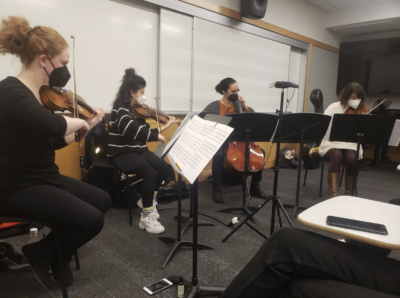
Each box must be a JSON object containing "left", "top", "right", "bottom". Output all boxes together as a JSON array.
[
  {"left": 158, "top": 175, "right": 213, "bottom": 269},
  {"left": 222, "top": 195, "right": 293, "bottom": 242}
]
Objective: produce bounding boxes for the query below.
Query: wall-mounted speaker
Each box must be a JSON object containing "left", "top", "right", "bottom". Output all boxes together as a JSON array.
[{"left": 241, "top": 0, "right": 268, "bottom": 20}]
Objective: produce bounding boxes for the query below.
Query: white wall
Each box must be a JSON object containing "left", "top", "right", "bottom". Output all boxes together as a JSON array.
[
  {"left": 185, "top": 0, "right": 342, "bottom": 48},
  {"left": 326, "top": 0, "right": 400, "bottom": 29},
  {"left": 0, "top": 0, "right": 159, "bottom": 112},
  {"left": 287, "top": 47, "right": 302, "bottom": 112},
  {"left": 342, "top": 30, "right": 400, "bottom": 43},
  {"left": 307, "top": 46, "right": 339, "bottom": 112}
]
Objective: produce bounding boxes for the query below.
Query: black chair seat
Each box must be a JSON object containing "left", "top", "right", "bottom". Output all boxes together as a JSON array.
[{"left": 92, "top": 157, "right": 118, "bottom": 170}]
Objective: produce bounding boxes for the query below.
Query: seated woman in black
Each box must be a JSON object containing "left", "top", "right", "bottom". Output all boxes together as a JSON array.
[
  {"left": 0, "top": 16, "right": 111, "bottom": 288},
  {"left": 202, "top": 78, "right": 267, "bottom": 203},
  {"left": 108, "top": 68, "right": 178, "bottom": 235}
]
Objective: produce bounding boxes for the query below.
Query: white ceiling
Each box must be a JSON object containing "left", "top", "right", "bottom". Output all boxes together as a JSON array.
[{"left": 305, "top": 0, "right": 394, "bottom": 12}]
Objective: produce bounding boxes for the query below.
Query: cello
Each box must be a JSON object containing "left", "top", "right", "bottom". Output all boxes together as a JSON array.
[{"left": 223, "top": 94, "right": 266, "bottom": 173}]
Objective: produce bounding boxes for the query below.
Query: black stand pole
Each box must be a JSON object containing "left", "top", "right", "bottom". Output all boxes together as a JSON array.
[
  {"left": 352, "top": 133, "right": 363, "bottom": 196},
  {"left": 218, "top": 129, "right": 258, "bottom": 224},
  {"left": 186, "top": 179, "right": 225, "bottom": 298},
  {"left": 283, "top": 131, "right": 307, "bottom": 220},
  {"left": 223, "top": 90, "right": 294, "bottom": 242},
  {"left": 158, "top": 175, "right": 213, "bottom": 269},
  {"left": 179, "top": 188, "right": 216, "bottom": 235}
]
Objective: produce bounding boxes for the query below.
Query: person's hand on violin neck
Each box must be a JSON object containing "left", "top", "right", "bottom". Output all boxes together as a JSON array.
[
  {"left": 86, "top": 108, "right": 105, "bottom": 129},
  {"left": 158, "top": 134, "right": 165, "bottom": 144},
  {"left": 160, "top": 116, "right": 179, "bottom": 132}
]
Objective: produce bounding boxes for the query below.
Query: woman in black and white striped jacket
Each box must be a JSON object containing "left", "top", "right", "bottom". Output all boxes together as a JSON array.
[{"left": 108, "top": 68, "right": 178, "bottom": 234}]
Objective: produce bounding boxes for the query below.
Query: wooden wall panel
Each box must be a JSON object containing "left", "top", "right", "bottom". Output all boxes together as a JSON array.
[
  {"left": 55, "top": 140, "right": 85, "bottom": 180},
  {"left": 55, "top": 118, "right": 300, "bottom": 182}
]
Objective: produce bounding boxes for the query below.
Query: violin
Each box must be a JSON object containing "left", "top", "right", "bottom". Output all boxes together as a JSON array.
[
  {"left": 344, "top": 104, "right": 369, "bottom": 114},
  {"left": 39, "top": 86, "right": 109, "bottom": 130},
  {"left": 223, "top": 95, "right": 266, "bottom": 173},
  {"left": 133, "top": 103, "right": 170, "bottom": 124}
]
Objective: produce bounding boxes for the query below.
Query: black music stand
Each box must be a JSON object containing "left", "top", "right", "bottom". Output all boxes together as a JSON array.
[
  {"left": 218, "top": 113, "right": 279, "bottom": 221},
  {"left": 223, "top": 90, "right": 294, "bottom": 242},
  {"left": 280, "top": 113, "right": 331, "bottom": 220},
  {"left": 330, "top": 114, "right": 396, "bottom": 196},
  {"left": 157, "top": 131, "right": 215, "bottom": 269}
]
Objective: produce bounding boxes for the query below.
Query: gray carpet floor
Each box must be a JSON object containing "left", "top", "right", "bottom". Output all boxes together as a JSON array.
[{"left": 1, "top": 161, "right": 400, "bottom": 298}]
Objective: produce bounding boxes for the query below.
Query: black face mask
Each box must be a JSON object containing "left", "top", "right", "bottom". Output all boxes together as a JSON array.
[
  {"left": 228, "top": 93, "right": 239, "bottom": 103},
  {"left": 44, "top": 60, "right": 71, "bottom": 87}
]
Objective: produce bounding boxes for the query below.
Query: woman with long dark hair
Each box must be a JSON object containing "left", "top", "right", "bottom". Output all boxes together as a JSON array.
[
  {"left": 108, "top": 68, "right": 178, "bottom": 234},
  {"left": 202, "top": 78, "right": 267, "bottom": 203},
  {"left": 319, "top": 82, "right": 369, "bottom": 197}
]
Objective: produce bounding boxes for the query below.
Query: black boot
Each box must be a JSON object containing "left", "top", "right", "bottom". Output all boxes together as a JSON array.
[
  {"left": 212, "top": 187, "right": 224, "bottom": 203},
  {"left": 22, "top": 239, "right": 55, "bottom": 288},
  {"left": 250, "top": 182, "right": 268, "bottom": 199},
  {"left": 52, "top": 260, "right": 73, "bottom": 287}
]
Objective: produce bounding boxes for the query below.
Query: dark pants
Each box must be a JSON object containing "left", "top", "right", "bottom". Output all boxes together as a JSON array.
[
  {"left": 0, "top": 176, "right": 111, "bottom": 261},
  {"left": 212, "top": 146, "right": 263, "bottom": 190},
  {"left": 326, "top": 148, "right": 358, "bottom": 176},
  {"left": 114, "top": 151, "right": 168, "bottom": 208},
  {"left": 222, "top": 227, "right": 400, "bottom": 298}
]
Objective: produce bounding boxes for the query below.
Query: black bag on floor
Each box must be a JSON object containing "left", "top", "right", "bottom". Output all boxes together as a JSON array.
[{"left": 157, "top": 181, "right": 190, "bottom": 204}]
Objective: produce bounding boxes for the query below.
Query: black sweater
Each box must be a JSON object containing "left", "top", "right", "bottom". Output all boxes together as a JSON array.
[
  {"left": 107, "top": 104, "right": 159, "bottom": 157},
  {"left": 0, "top": 77, "right": 68, "bottom": 200}
]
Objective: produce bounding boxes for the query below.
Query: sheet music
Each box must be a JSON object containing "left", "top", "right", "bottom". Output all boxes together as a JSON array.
[
  {"left": 162, "top": 112, "right": 196, "bottom": 156},
  {"left": 388, "top": 120, "right": 400, "bottom": 146},
  {"left": 168, "top": 115, "right": 233, "bottom": 184},
  {"left": 168, "top": 116, "right": 207, "bottom": 168},
  {"left": 184, "top": 123, "right": 231, "bottom": 183}
]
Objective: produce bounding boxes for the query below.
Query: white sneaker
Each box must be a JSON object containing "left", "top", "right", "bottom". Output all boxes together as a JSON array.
[
  {"left": 139, "top": 213, "right": 165, "bottom": 234},
  {"left": 137, "top": 198, "right": 160, "bottom": 219}
]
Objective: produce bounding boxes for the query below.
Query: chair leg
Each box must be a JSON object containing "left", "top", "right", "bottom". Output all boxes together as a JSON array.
[
  {"left": 319, "top": 160, "right": 325, "bottom": 197},
  {"left": 126, "top": 175, "right": 133, "bottom": 227},
  {"left": 303, "top": 169, "right": 308, "bottom": 186},
  {"left": 53, "top": 231, "right": 68, "bottom": 298},
  {"left": 74, "top": 251, "right": 80, "bottom": 270},
  {"left": 339, "top": 165, "right": 345, "bottom": 188}
]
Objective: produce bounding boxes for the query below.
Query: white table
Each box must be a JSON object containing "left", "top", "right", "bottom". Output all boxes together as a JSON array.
[{"left": 298, "top": 196, "right": 400, "bottom": 250}]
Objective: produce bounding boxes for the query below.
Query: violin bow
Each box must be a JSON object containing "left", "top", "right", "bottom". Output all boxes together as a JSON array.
[
  {"left": 71, "top": 35, "right": 81, "bottom": 146},
  {"left": 155, "top": 97, "right": 162, "bottom": 140},
  {"left": 367, "top": 98, "right": 387, "bottom": 115}
]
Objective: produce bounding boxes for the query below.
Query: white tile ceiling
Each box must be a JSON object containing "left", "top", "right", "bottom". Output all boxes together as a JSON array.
[{"left": 304, "top": 0, "right": 395, "bottom": 12}]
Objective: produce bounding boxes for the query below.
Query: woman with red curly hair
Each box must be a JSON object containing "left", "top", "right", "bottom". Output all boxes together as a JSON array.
[{"left": 0, "top": 16, "right": 111, "bottom": 288}]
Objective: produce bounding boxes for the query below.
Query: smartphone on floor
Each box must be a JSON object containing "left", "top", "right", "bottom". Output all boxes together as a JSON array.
[
  {"left": 143, "top": 278, "right": 173, "bottom": 295},
  {"left": 327, "top": 216, "right": 388, "bottom": 235}
]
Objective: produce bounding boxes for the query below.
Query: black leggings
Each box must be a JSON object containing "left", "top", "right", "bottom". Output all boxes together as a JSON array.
[
  {"left": 326, "top": 148, "right": 358, "bottom": 176},
  {"left": 0, "top": 175, "right": 111, "bottom": 261},
  {"left": 134, "top": 162, "right": 168, "bottom": 208}
]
